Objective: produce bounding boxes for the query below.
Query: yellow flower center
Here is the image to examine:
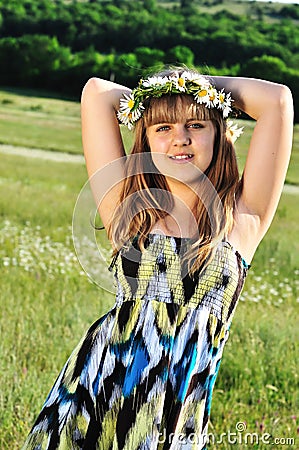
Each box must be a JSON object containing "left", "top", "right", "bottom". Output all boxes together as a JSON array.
[
  {"left": 198, "top": 89, "right": 207, "bottom": 97},
  {"left": 209, "top": 92, "right": 216, "bottom": 101},
  {"left": 128, "top": 99, "right": 135, "bottom": 109},
  {"left": 219, "top": 93, "right": 225, "bottom": 103},
  {"left": 128, "top": 113, "right": 132, "bottom": 119},
  {"left": 178, "top": 77, "right": 185, "bottom": 87}
]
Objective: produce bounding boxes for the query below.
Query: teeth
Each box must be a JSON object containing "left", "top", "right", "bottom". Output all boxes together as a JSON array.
[{"left": 170, "top": 154, "right": 193, "bottom": 160}]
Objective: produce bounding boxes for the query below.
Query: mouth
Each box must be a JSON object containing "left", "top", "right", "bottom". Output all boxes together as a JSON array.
[{"left": 169, "top": 154, "right": 194, "bottom": 161}]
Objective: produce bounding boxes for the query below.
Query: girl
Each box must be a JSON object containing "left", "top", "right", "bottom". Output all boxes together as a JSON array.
[{"left": 23, "top": 68, "right": 293, "bottom": 449}]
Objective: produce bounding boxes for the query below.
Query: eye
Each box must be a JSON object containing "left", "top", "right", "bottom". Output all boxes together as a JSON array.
[
  {"left": 156, "top": 125, "right": 170, "bottom": 132},
  {"left": 187, "top": 122, "right": 204, "bottom": 129}
]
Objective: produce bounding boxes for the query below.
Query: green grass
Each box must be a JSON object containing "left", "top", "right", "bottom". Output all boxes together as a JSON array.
[
  {"left": 198, "top": 1, "right": 290, "bottom": 20},
  {"left": 160, "top": 0, "right": 299, "bottom": 25},
  {"left": 0, "top": 90, "right": 298, "bottom": 448},
  {"left": 0, "top": 89, "right": 81, "bottom": 154}
]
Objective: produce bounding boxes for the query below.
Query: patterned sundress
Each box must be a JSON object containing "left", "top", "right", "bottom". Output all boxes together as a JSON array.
[{"left": 23, "top": 233, "right": 250, "bottom": 450}]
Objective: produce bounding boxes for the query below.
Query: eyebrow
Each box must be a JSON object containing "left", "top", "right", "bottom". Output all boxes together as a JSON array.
[
  {"left": 150, "top": 117, "right": 208, "bottom": 127},
  {"left": 186, "top": 118, "right": 207, "bottom": 122}
]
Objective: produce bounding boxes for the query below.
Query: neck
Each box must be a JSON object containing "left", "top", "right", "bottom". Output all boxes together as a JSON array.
[
  {"left": 151, "top": 182, "right": 200, "bottom": 238},
  {"left": 167, "top": 179, "right": 199, "bottom": 212}
]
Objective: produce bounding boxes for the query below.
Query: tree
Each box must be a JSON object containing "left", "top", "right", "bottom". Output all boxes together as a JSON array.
[
  {"left": 239, "top": 55, "right": 287, "bottom": 82},
  {"left": 113, "top": 52, "right": 141, "bottom": 86},
  {"left": 134, "top": 46, "right": 164, "bottom": 69},
  {"left": 143, "top": 0, "right": 156, "bottom": 12},
  {"left": 180, "top": 0, "right": 197, "bottom": 15},
  {"left": 166, "top": 46, "right": 194, "bottom": 66},
  {"left": 0, "top": 34, "right": 72, "bottom": 86},
  {"left": 181, "top": 0, "right": 193, "bottom": 8}
]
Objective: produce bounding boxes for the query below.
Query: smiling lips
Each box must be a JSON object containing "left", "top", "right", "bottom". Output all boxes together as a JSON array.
[{"left": 169, "top": 154, "right": 194, "bottom": 161}]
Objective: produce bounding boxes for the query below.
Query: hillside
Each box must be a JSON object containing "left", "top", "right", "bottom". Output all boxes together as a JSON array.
[{"left": 0, "top": 0, "right": 298, "bottom": 119}]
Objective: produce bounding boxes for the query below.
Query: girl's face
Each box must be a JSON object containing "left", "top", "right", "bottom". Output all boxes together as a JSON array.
[{"left": 146, "top": 116, "right": 215, "bottom": 188}]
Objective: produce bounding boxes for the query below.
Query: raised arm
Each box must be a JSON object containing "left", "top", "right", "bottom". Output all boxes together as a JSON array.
[
  {"left": 81, "top": 78, "right": 131, "bottom": 227},
  {"left": 213, "top": 76, "right": 294, "bottom": 244}
]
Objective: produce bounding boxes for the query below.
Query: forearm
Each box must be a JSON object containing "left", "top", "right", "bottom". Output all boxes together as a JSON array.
[{"left": 210, "top": 76, "right": 293, "bottom": 121}]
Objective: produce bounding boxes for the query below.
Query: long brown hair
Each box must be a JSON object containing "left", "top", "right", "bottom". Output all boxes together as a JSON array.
[{"left": 108, "top": 68, "right": 241, "bottom": 273}]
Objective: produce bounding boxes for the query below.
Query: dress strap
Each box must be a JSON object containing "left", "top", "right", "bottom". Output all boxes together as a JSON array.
[{"left": 108, "top": 250, "right": 120, "bottom": 272}]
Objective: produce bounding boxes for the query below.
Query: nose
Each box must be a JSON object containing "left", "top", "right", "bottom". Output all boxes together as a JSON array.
[{"left": 172, "top": 125, "right": 191, "bottom": 147}]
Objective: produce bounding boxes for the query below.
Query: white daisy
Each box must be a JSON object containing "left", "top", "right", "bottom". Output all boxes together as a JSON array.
[
  {"left": 117, "top": 110, "right": 134, "bottom": 130},
  {"left": 205, "top": 87, "right": 218, "bottom": 108},
  {"left": 131, "top": 103, "right": 144, "bottom": 121},
  {"left": 218, "top": 91, "right": 232, "bottom": 117},
  {"left": 227, "top": 120, "right": 244, "bottom": 143},
  {"left": 142, "top": 76, "right": 168, "bottom": 88},
  {"left": 182, "top": 71, "right": 207, "bottom": 86},
  {"left": 171, "top": 74, "right": 187, "bottom": 92},
  {"left": 222, "top": 104, "right": 231, "bottom": 118},
  {"left": 119, "top": 93, "right": 136, "bottom": 115},
  {"left": 117, "top": 100, "right": 144, "bottom": 130},
  {"left": 194, "top": 88, "right": 209, "bottom": 105}
]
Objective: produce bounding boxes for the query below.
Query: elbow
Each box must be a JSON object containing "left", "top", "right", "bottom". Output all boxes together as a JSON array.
[
  {"left": 81, "top": 78, "right": 97, "bottom": 103},
  {"left": 84, "top": 77, "right": 102, "bottom": 90},
  {"left": 257, "top": 83, "right": 294, "bottom": 123},
  {"left": 81, "top": 77, "right": 104, "bottom": 103},
  {"left": 277, "top": 84, "right": 294, "bottom": 117}
]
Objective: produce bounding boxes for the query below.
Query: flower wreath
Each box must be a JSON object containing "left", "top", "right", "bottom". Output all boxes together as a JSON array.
[{"left": 117, "top": 71, "right": 243, "bottom": 142}]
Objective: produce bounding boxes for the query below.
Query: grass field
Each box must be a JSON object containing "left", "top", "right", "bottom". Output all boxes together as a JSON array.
[
  {"left": 160, "top": 0, "right": 299, "bottom": 24},
  {"left": 0, "top": 89, "right": 298, "bottom": 448},
  {"left": 0, "top": 88, "right": 81, "bottom": 154}
]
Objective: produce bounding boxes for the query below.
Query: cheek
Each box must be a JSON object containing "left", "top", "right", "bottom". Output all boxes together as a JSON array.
[
  {"left": 203, "top": 135, "right": 214, "bottom": 158},
  {"left": 148, "top": 134, "right": 165, "bottom": 153}
]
